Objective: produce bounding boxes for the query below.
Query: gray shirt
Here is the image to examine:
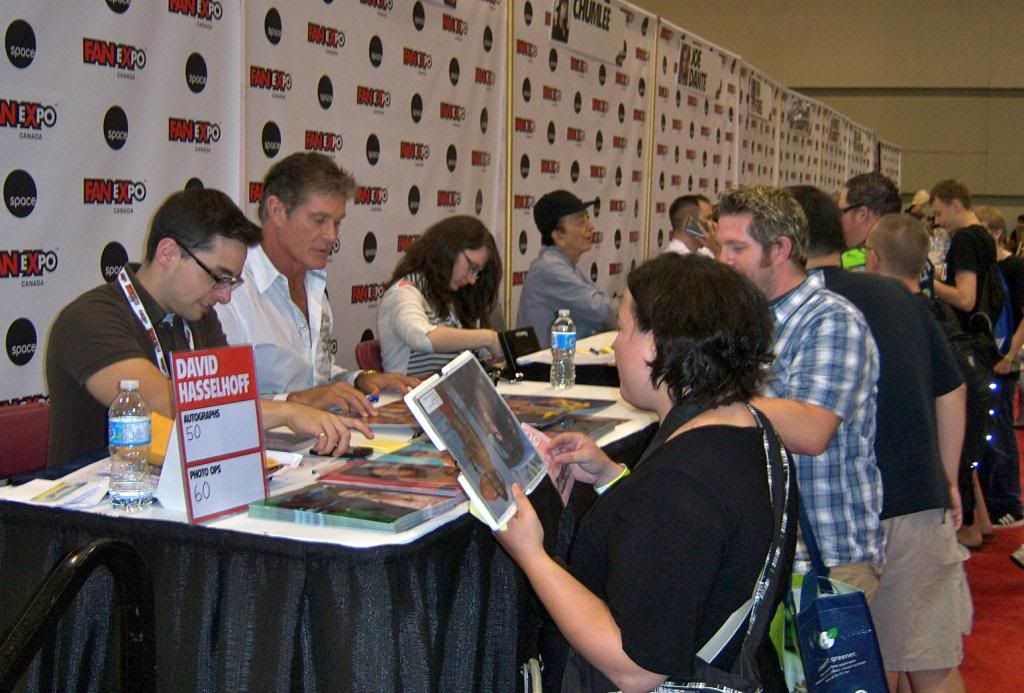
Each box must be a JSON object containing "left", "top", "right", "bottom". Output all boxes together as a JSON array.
[{"left": 516, "top": 246, "right": 616, "bottom": 347}]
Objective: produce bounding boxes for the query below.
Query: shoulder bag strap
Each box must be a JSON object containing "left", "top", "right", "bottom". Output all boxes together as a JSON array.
[{"left": 694, "top": 405, "right": 796, "bottom": 671}]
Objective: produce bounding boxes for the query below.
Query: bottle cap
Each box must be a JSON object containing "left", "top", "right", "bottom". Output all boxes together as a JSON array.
[
  {"left": 120, "top": 379, "right": 139, "bottom": 390},
  {"left": 558, "top": 308, "right": 570, "bottom": 316}
]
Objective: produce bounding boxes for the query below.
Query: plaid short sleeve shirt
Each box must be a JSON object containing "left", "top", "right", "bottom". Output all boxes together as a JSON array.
[{"left": 765, "top": 272, "right": 884, "bottom": 569}]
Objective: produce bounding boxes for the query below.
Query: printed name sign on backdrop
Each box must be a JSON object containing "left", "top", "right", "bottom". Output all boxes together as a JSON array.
[
  {"left": 157, "top": 345, "right": 266, "bottom": 524},
  {"left": 738, "top": 64, "right": 781, "bottom": 187},
  {"left": 548, "top": 0, "right": 622, "bottom": 65},
  {"left": 509, "top": 0, "right": 654, "bottom": 324},
  {"left": 0, "top": 0, "right": 900, "bottom": 409},
  {"left": 648, "top": 19, "right": 739, "bottom": 257}
]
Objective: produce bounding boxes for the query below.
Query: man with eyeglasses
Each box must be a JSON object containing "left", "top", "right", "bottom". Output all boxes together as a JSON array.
[
  {"left": 837, "top": 172, "right": 902, "bottom": 270},
  {"left": 516, "top": 189, "right": 617, "bottom": 348},
  {"left": 216, "top": 153, "right": 417, "bottom": 416},
  {"left": 46, "top": 188, "right": 370, "bottom": 468}
]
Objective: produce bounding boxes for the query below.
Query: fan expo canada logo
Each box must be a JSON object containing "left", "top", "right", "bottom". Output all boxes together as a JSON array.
[
  {"left": 250, "top": 65, "right": 292, "bottom": 98},
  {"left": 6, "top": 318, "right": 37, "bottom": 366},
  {"left": 82, "top": 36, "right": 147, "bottom": 80},
  {"left": 83, "top": 177, "right": 147, "bottom": 214},
  {"left": 5, "top": 20, "right": 36, "bottom": 69},
  {"left": 168, "top": 0, "right": 224, "bottom": 28},
  {"left": 0, "top": 249, "right": 58, "bottom": 287},
  {"left": 0, "top": 98, "right": 57, "bottom": 140},
  {"left": 4, "top": 170, "right": 37, "bottom": 218},
  {"left": 309, "top": 21, "right": 345, "bottom": 53},
  {"left": 169, "top": 117, "right": 220, "bottom": 153}
]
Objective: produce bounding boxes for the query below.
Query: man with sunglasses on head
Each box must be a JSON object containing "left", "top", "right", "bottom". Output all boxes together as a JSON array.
[
  {"left": 46, "top": 188, "right": 370, "bottom": 469},
  {"left": 837, "top": 172, "right": 902, "bottom": 271},
  {"left": 216, "top": 153, "right": 417, "bottom": 417},
  {"left": 516, "top": 189, "right": 617, "bottom": 348},
  {"left": 664, "top": 194, "right": 717, "bottom": 258}
]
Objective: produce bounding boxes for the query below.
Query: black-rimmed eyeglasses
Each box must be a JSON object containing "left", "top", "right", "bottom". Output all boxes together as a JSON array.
[
  {"left": 462, "top": 250, "right": 483, "bottom": 278},
  {"left": 839, "top": 204, "right": 865, "bottom": 215},
  {"left": 178, "top": 243, "right": 244, "bottom": 291}
]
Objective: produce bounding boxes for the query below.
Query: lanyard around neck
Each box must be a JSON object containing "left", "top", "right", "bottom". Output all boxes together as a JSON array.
[{"left": 117, "top": 267, "right": 193, "bottom": 378}]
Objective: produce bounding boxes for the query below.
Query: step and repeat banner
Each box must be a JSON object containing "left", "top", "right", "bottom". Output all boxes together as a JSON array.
[
  {"left": 0, "top": 0, "right": 898, "bottom": 405},
  {"left": 878, "top": 140, "right": 902, "bottom": 189},
  {"left": 508, "top": 0, "right": 654, "bottom": 318},
  {"left": 648, "top": 19, "right": 740, "bottom": 257},
  {"left": 1, "top": 0, "right": 240, "bottom": 405},
  {"left": 738, "top": 64, "right": 782, "bottom": 188},
  {"left": 242, "top": 0, "right": 507, "bottom": 368}
]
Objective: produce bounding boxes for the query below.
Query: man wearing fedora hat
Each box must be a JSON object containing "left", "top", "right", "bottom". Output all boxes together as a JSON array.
[{"left": 516, "top": 190, "right": 617, "bottom": 348}]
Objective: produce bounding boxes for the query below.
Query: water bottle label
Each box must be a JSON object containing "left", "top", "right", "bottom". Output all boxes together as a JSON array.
[
  {"left": 109, "top": 416, "right": 152, "bottom": 446},
  {"left": 551, "top": 332, "right": 576, "bottom": 351}
]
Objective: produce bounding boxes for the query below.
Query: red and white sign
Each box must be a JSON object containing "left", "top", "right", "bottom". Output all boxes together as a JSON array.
[{"left": 164, "top": 345, "right": 267, "bottom": 523}]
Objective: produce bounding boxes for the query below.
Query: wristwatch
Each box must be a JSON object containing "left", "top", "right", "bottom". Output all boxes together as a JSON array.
[{"left": 355, "top": 369, "right": 378, "bottom": 392}]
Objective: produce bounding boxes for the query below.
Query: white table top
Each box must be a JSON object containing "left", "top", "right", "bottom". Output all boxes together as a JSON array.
[
  {"left": 517, "top": 330, "right": 617, "bottom": 366},
  {"left": 1, "top": 380, "right": 655, "bottom": 549}
]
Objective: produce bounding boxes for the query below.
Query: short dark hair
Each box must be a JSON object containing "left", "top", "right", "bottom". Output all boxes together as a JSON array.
[
  {"left": 259, "top": 152, "right": 357, "bottom": 221},
  {"left": 626, "top": 253, "right": 774, "bottom": 409},
  {"left": 930, "top": 179, "right": 972, "bottom": 209},
  {"left": 843, "top": 173, "right": 901, "bottom": 217},
  {"left": 717, "top": 185, "right": 809, "bottom": 266},
  {"left": 868, "top": 214, "right": 930, "bottom": 280},
  {"left": 668, "top": 194, "right": 709, "bottom": 230},
  {"left": 145, "top": 189, "right": 261, "bottom": 262},
  {"left": 787, "top": 185, "right": 845, "bottom": 256},
  {"left": 388, "top": 215, "right": 502, "bottom": 327}
]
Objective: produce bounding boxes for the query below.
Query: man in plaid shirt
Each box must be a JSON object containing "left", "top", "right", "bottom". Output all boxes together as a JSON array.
[{"left": 717, "top": 186, "right": 885, "bottom": 597}]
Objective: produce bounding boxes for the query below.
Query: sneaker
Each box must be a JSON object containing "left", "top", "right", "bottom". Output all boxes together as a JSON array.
[
  {"left": 992, "top": 511, "right": 1024, "bottom": 529},
  {"left": 1012, "top": 545, "right": 1024, "bottom": 570}
]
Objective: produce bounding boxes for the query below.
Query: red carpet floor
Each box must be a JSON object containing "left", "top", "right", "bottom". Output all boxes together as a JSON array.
[{"left": 959, "top": 429, "right": 1024, "bottom": 691}]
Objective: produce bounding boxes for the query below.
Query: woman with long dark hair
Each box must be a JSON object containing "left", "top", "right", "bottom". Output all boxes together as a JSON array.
[
  {"left": 378, "top": 215, "right": 503, "bottom": 376},
  {"left": 497, "top": 253, "right": 797, "bottom": 692}
]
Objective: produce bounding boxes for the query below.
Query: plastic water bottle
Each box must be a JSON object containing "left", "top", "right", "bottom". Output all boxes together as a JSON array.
[
  {"left": 108, "top": 379, "right": 154, "bottom": 511},
  {"left": 550, "top": 309, "right": 576, "bottom": 389}
]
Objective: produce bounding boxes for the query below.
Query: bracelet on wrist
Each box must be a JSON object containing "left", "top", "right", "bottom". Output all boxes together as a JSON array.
[
  {"left": 355, "top": 369, "right": 378, "bottom": 391},
  {"left": 594, "top": 465, "right": 630, "bottom": 495}
]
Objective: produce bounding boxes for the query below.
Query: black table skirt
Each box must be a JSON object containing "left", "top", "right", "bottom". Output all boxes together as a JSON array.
[
  {"left": 519, "top": 363, "right": 620, "bottom": 388},
  {"left": 0, "top": 424, "right": 654, "bottom": 692}
]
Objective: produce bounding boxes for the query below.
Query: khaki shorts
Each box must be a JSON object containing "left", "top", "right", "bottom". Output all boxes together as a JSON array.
[
  {"left": 871, "top": 508, "right": 973, "bottom": 672},
  {"left": 830, "top": 560, "right": 882, "bottom": 603}
]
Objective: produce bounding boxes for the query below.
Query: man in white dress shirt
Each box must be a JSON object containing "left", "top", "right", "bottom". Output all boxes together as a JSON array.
[
  {"left": 664, "top": 194, "right": 717, "bottom": 257},
  {"left": 217, "top": 153, "right": 416, "bottom": 416}
]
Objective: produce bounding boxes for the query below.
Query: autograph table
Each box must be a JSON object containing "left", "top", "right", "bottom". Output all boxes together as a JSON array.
[
  {"left": 517, "top": 331, "right": 619, "bottom": 387},
  {"left": 0, "top": 382, "right": 655, "bottom": 692}
]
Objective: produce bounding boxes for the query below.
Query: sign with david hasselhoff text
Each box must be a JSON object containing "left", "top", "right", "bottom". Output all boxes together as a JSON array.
[{"left": 169, "top": 345, "right": 266, "bottom": 523}]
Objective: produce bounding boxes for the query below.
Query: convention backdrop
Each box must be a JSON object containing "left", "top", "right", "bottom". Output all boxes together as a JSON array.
[
  {"left": 0, "top": 0, "right": 240, "bottom": 405},
  {"left": 242, "top": 0, "right": 507, "bottom": 369},
  {"left": 737, "top": 63, "right": 781, "bottom": 188},
  {"left": 507, "top": 0, "right": 654, "bottom": 323},
  {"left": 647, "top": 18, "right": 740, "bottom": 257},
  {"left": 0, "top": 0, "right": 900, "bottom": 406},
  {"left": 878, "top": 140, "right": 902, "bottom": 189}
]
